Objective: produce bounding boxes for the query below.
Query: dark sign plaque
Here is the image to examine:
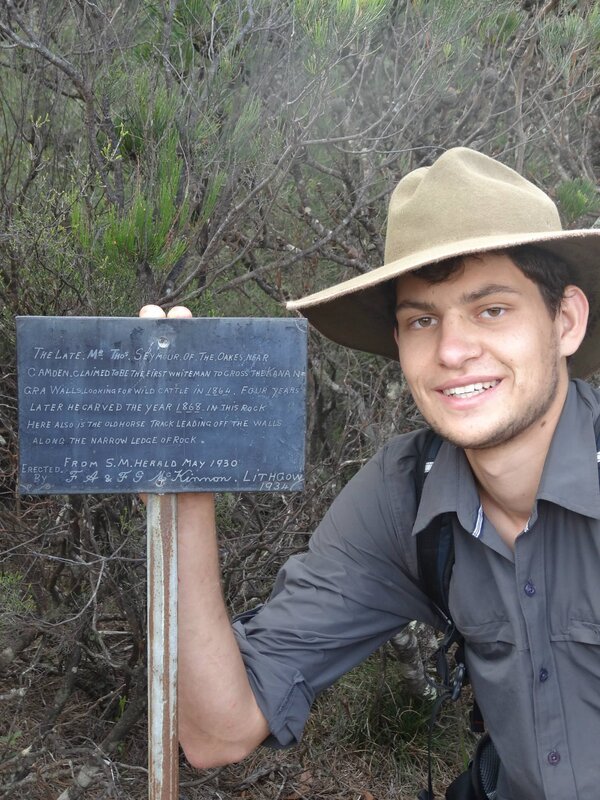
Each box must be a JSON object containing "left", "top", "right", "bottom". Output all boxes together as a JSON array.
[{"left": 17, "top": 316, "right": 307, "bottom": 494}]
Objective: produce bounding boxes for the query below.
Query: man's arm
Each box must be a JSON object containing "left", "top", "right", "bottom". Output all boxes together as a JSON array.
[
  {"left": 176, "top": 493, "right": 269, "bottom": 768},
  {"left": 139, "top": 305, "right": 268, "bottom": 768}
]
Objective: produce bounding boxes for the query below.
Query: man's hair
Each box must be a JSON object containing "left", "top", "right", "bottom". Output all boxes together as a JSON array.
[{"left": 391, "top": 245, "right": 573, "bottom": 321}]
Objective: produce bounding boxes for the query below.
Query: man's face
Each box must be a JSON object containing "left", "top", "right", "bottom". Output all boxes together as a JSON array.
[{"left": 394, "top": 253, "right": 571, "bottom": 451}]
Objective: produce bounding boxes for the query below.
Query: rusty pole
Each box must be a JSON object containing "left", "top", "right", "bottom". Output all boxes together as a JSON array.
[{"left": 147, "top": 494, "right": 178, "bottom": 800}]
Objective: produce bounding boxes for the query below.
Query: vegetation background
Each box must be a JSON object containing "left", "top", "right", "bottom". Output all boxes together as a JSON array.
[{"left": 1, "top": 0, "right": 599, "bottom": 797}]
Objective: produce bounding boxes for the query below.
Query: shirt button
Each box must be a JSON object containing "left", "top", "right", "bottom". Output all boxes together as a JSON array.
[
  {"left": 547, "top": 750, "right": 561, "bottom": 766},
  {"left": 524, "top": 581, "right": 536, "bottom": 596},
  {"left": 539, "top": 668, "right": 549, "bottom": 682}
]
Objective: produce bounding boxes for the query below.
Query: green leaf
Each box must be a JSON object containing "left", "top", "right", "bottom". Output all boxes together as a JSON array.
[{"left": 557, "top": 178, "right": 600, "bottom": 225}]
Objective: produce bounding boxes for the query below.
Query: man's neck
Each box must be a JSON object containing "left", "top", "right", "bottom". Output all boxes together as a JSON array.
[{"left": 464, "top": 384, "right": 569, "bottom": 548}]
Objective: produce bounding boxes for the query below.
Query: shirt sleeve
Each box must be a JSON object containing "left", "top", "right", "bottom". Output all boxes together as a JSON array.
[{"left": 232, "top": 432, "right": 443, "bottom": 748}]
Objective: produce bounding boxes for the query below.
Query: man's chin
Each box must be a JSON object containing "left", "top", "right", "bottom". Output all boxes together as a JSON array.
[
  {"left": 429, "top": 416, "right": 546, "bottom": 452},
  {"left": 420, "top": 407, "right": 521, "bottom": 449},
  {"left": 428, "top": 426, "right": 505, "bottom": 451}
]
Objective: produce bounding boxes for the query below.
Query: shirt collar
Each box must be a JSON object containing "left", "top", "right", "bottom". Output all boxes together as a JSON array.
[
  {"left": 412, "top": 379, "right": 600, "bottom": 537},
  {"left": 411, "top": 439, "right": 481, "bottom": 536},
  {"left": 535, "top": 379, "right": 600, "bottom": 520}
]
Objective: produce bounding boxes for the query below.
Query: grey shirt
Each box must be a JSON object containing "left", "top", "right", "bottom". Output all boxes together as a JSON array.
[{"left": 233, "top": 379, "right": 600, "bottom": 800}]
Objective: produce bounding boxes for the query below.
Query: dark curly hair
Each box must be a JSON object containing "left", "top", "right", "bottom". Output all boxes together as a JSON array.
[{"left": 390, "top": 245, "right": 573, "bottom": 323}]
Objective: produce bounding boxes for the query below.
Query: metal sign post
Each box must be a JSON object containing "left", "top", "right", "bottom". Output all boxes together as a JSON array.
[
  {"left": 17, "top": 315, "right": 307, "bottom": 800},
  {"left": 147, "top": 494, "right": 178, "bottom": 800}
]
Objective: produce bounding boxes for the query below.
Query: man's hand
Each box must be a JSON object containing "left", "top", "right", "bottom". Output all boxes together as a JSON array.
[{"left": 139, "top": 304, "right": 193, "bottom": 320}]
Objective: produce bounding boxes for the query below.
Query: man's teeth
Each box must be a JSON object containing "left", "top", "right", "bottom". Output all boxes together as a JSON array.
[{"left": 443, "top": 381, "right": 498, "bottom": 398}]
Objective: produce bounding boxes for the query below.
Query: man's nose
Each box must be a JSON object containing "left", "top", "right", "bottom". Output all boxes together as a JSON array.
[{"left": 436, "top": 314, "right": 483, "bottom": 368}]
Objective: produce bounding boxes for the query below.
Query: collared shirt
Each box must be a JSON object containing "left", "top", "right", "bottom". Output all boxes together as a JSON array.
[{"left": 233, "top": 379, "right": 600, "bottom": 800}]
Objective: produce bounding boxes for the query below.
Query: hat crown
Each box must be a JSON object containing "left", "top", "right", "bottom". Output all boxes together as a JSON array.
[{"left": 384, "top": 148, "right": 562, "bottom": 265}]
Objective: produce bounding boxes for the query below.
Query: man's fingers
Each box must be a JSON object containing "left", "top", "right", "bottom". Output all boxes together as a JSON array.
[
  {"left": 167, "top": 306, "right": 193, "bottom": 319},
  {"left": 139, "top": 305, "right": 193, "bottom": 319},
  {"left": 139, "top": 304, "right": 166, "bottom": 319},
  {"left": 137, "top": 304, "right": 192, "bottom": 508}
]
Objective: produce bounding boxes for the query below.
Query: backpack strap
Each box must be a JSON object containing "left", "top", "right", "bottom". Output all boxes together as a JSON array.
[
  {"left": 595, "top": 414, "right": 600, "bottom": 477},
  {"left": 415, "top": 430, "right": 467, "bottom": 800},
  {"left": 415, "top": 429, "right": 457, "bottom": 630}
]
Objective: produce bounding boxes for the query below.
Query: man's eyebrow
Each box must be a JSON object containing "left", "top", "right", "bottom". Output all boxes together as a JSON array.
[
  {"left": 461, "top": 284, "right": 521, "bottom": 303},
  {"left": 395, "top": 299, "right": 437, "bottom": 314},
  {"left": 395, "top": 284, "right": 521, "bottom": 314}
]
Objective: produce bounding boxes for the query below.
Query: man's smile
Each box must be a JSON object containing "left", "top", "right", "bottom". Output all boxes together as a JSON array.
[{"left": 440, "top": 380, "right": 500, "bottom": 399}]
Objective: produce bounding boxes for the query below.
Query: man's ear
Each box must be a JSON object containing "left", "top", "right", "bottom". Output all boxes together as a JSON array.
[{"left": 558, "top": 285, "right": 589, "bottom": 358}]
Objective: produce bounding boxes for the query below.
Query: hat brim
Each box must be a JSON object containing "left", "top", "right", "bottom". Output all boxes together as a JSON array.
[{"left": 287, "top": 228, "right": 600, "bottom": 378}]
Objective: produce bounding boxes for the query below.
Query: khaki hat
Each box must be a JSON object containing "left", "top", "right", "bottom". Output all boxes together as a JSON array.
[{"left": 287, "top": 147, "right": 600, "bottom": 378}]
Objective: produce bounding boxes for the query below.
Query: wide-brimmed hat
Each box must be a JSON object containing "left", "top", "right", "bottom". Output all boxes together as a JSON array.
[{"left": 286, "top": 147, "right": 600, "bottom": 377}]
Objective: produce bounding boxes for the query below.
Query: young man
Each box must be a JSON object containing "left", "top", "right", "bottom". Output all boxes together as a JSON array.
[{"left": 141, "top": 148, "right": 600, "bottom": 800}]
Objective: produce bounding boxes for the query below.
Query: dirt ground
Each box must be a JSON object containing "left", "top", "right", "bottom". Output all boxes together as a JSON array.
[{"left": 1, "top": 641, "right": 474, "bottom": 800}]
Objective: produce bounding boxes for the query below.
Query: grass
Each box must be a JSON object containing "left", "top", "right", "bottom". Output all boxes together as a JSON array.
[{"left": 0, "top": 626, "right": 477, "bottom": 799}]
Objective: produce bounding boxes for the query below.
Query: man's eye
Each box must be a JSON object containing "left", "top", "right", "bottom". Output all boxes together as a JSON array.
[
  {"left": 481, "top": 307, "right": 505, "bottom": 319},
  {"left": 410, "top": 316, "right": 436, "bottom": 329}
]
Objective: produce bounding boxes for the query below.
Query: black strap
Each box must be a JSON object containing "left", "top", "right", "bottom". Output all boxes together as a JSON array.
[
  {"left": 415, "top": 430, "right": 466, "bottom": 799},
  {"left": 417, "top": 513, "right": 456, "bottom": 625},
  {"left": 595, "top": 416, "right": 600, "bottom": 478},
  {"left": 415, "top": 430, "right": 454, "bottom": 625}
]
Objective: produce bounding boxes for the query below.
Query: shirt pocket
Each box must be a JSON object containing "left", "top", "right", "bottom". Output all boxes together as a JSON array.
[
  {"left": 550, "top": 619, "right": 600, "bottom": 682},
  {"left": 552, "top": 619, "right": 600, "bottom": 645},
  {"left": 459, "top": 619, "right": 516, "bottom": 662},
  {"left": 549, "top": 620, "right": 600, "bottom": 709}
]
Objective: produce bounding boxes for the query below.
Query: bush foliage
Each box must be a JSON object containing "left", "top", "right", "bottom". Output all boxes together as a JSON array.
[{"left": 1, "top": 1, "right": 599, "bottom": 797}]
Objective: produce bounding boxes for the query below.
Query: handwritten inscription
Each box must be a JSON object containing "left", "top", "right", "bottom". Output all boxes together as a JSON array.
[{"left": 17, "top": 317, "right": 307, "bottom": 494}]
